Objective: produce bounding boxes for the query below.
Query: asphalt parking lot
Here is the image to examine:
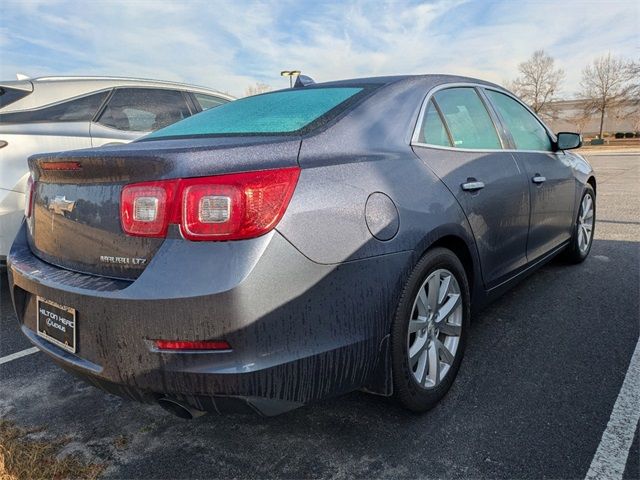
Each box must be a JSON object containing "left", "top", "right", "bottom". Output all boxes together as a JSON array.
[{"left": 1, "top": 154, "right": 638, "bottom": 479}]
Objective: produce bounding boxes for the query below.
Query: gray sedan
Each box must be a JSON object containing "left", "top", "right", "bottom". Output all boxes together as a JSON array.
[{"left": 8, "top": 74, "right": 595, "bottom": 417}]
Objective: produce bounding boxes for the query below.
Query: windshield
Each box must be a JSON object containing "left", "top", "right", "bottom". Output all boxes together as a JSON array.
[{"left": 144, "top": 86, "right": 364, "bottom": 139}]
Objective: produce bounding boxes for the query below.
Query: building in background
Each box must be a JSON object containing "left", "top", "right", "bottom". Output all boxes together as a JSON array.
[{"left": 542, "top": 99, "right": 638, "bottom": 137}]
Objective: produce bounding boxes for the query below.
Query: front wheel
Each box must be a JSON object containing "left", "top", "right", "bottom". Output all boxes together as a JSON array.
[
  {"left": 564, "top": 186, "right": 596, "bottom": 263},
  {"left": 391, "top": 248, "right": 471, "bottom": 412}
]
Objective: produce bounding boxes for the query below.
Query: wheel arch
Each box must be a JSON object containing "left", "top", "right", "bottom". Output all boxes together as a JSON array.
[
  {"left": 413, "top": 224, "right": 483, "bottom": 304},
  {"left": 427, "top": 235, "right": 475, "bottom": 299},
  {"left": 363, "top": 228, "right": 482, "bottom": 397},
  {"left": 587, "top": 176, "right": 596, "bottom": 195}
]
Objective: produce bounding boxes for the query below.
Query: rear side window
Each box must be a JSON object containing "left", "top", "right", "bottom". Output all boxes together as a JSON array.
[
  {"left": 0, "top": 91, "right": 108, "bottom": 124},
  {"left": 433, "top": 88, "right": 501, "bottom": 149},
  {"left": 419, "top": 100, "right": 452, "bottom": 147},
  {"left": 0, "top": 86, "right": 32, "bottom": 108},
  {"left": 145, "top": 86, "right": 366, "bottom": 140},
  {"left": 485, "top": 90, "right": 552, "bottom": 151},
  {"left": 193, "top": 93, "right": 228, "bottom": 111},
  {"left": 98, "top": 88, "right": 192, "bottom": 132}
]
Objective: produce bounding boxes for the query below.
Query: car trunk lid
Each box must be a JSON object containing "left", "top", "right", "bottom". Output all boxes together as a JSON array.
[{"left": 27, "top": 136, "right": 301, "bottom": 280}]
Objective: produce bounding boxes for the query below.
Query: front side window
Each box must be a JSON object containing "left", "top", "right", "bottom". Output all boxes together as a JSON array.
[
  {"left": 485, "top": 90, "right": 552, "bottom": 151},
  {"left": 0, "top": 91, "right": 108, "bottom": 124},
  {"left": 98, "top": 88, "right": 191, "bottom": 132},
  {"left": 419, "top": 100, "right": 451, "bottom": 147},
  {"left": 433, "top": 88, "right": 502, "bottom": 149},
  {"left": 193, "top": 93, "right": 228, "bottom": 111},
  {"left": 145, "top": 86, "right": 366, "bottom": 140}
]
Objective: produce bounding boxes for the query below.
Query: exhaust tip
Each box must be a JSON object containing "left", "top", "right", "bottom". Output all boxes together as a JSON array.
[{"left": 157, "top": 398, "right": 206, "bottom": 419}]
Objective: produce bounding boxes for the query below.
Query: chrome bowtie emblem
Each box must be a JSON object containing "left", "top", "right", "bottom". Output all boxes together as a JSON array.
[{"left": 49, "top": 195, "right": 75, "bottom": 215}]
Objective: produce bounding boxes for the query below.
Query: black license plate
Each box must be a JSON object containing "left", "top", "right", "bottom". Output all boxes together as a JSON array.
[{"left": 36, "top": 297, "right": 76, "bottom": 353}]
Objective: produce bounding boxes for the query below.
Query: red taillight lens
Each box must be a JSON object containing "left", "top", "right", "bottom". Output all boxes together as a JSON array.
[
  {"left": 24, "top": 175, "right": 35, "bottom": 218},
  {"left": 121, "top": 181, "right": 178, "bottom": 237},
  {"left": 182, "top": 183, "right": 243, "bottom": 238},
  {"left": 181, "top": 168, "right": 300, "bottom": 241},
  {"left": 154, "top": 339, "right": 231, "bottom": 351},
  {"left": 120, "top": 168, "right": 300, "bottom": 241}
]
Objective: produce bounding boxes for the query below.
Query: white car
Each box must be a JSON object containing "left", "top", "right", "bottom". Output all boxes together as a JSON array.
[{"left": 0, "top": 75, "right": 233, "bottom": 265}]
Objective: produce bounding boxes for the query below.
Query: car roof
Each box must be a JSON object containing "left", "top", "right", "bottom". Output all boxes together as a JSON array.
[
  {"left": 0, "top": 75, "right": 234, "bottom": 113},
  {"left": 30, "top": 75, "right": 228, "bottom": 92},
  {"left": 313, "top": 73, "right": 503, "bottom": 90}
]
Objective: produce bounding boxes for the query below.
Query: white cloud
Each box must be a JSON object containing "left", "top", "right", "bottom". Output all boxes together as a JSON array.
[{"left": 0, "top": 0, "right": 637, "bottom": 97}]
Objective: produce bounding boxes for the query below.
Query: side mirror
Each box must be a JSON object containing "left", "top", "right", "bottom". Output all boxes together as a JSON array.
[{"left": 555, "top": 132, "right": 582, "bottom": 151}]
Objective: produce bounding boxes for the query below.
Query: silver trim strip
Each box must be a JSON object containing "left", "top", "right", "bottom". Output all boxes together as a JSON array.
[{"left": 412, "top": 141, "right": 564, "bottom": 156}]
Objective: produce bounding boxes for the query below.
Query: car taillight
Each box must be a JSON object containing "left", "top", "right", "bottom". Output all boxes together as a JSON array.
[
  {"left": 120, "top": 167, "right": 300, "bottom": 241},
  {"left": 121, "top": 182, "right": 178, "bottom": 237},
  {"left": 24, "top": 175, "right": 35, "bottom": 218}
]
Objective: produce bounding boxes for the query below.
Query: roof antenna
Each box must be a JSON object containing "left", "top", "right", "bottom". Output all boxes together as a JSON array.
[
  {"left": 294, "top": 75, "right": 315, "bottom": 88},
  {"left": 16, "top": 73, "right": 31, "bottom": 80}
]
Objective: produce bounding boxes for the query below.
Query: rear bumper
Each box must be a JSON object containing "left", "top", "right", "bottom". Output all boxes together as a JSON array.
[{"left": 8, "top": 222, "right": 409, "bottom": 414}]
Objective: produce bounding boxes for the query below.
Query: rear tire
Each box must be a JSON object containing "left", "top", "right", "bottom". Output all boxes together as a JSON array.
[
  {"left": 391, "top": 248, "right": 470, "bottom": 412},
  {"left": 564, "top": 186, "right": 595, "bottom": 264}
]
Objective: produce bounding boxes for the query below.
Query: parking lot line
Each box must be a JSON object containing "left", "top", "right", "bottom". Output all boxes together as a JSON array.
[
  {"left": 585, "top": 339, "right": 640, "bottom": 480},
  {"left": 0, "top": 346, "right": 39, "bottom": 365}
]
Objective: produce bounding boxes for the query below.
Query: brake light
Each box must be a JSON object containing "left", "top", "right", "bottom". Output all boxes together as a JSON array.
[
  {"left": 41, "top": 161, "right": 82, "bottom": 171},
  {"left": 24, "top": 175, "right": 35, "bottom": 218},
  {"left": 120, "top": 167, "right": 300, "bottom": 241},
  {"left": 154, "top": 339, "right": 231, "bottom": 351}
]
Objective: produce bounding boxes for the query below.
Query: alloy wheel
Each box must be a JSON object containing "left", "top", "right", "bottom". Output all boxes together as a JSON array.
[
  {"left": 577, "top": 193, "right": 594, "bottom": 253},
  {"left": 407, "top": 268, "right": 463, "bottom": 389}
]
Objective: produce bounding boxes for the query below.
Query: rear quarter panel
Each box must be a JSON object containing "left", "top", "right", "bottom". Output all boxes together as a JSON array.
[
  {"left": 277, "top": 152, "right": 475, "bottom": 265},
  {"left": 276, "top": 78, "right": 479, "bottom": 270}
]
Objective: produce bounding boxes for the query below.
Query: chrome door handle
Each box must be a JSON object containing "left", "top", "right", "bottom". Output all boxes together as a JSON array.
[
  {"left": 461, "top": 181, "right": 485, "bottom": 191},
  {"left": 532, "top": 175, "right": 546, "bottom": 184}
]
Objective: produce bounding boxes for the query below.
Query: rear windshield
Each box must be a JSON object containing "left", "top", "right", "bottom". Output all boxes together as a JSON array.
[
  {"left": 144, "top": 86, "right": 366, "bottom": 139},
  {"left": 0, "top": 86, "right": 32, "bottom": 108}
]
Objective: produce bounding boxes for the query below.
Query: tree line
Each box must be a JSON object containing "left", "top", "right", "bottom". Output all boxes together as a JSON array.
[{"left": 507, "top": 51, "right": 638, "bottom": 139}]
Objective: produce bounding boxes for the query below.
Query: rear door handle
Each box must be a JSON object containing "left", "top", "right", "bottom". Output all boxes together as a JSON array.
[
  {"left": 461, "top": 180, "right": 485, "bottom": 191},
  {"left": 532, "top": 175, "right": 546, "bottom": 184}
]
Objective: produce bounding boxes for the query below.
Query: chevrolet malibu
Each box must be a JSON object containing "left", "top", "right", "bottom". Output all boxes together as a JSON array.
[{"left": 8, "top": 75, "right": 596, "bottom": 418}]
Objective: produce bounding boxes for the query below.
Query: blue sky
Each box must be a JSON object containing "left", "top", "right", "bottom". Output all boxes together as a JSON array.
[{"left": 1, "top": 0, "right": 637, "bottom": 97}]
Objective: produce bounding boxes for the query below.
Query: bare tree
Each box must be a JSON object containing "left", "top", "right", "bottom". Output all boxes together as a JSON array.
[
  {"left": 579, "top": 53, "right": 634, "bottom": 138},
  {"left": 624, "top": 60, "right": 640, "bottom": 130},
  {"left": 510, "top": 50, "right": 564, "bottom": 115},
  {"left": 568, "top": 110, "right": 592, "bottom": 135},
  {"left": 625, "top": 60, "right": 639, "bottom": 104},
  {"left": 244, "top": 82, "right": 272, "bottom": 97}
]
